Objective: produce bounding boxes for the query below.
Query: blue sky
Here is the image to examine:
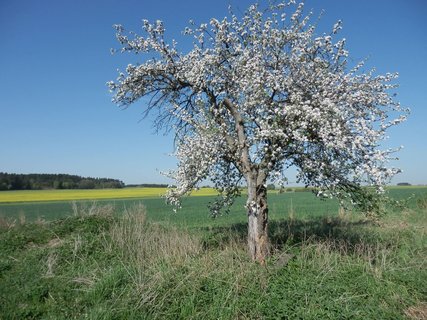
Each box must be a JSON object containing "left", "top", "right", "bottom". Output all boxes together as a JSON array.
[{"left": 0, "top": 0, "right": 426, "bottom": 185}]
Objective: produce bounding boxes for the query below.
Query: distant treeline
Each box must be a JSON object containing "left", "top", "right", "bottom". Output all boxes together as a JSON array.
[
  {"left": 0, "top": 173, "right": 125, "bottom": 191},
  {"left": 126, "top": 184, "right": 169, "bottom": 188}
]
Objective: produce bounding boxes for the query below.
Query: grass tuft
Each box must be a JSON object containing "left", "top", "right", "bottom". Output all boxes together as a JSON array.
[{"left": 110, "top": 203, "right": 202, "bottom": 268}]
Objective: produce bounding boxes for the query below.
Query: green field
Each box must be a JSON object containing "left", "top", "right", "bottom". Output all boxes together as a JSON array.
[
  {"left": 1, "top": 187, "right": 426, "bottom": 319},
  {"left": 0, "top": 191, "right": 341, "bottom": 226},
  {"left": 0, "top": 186, "right": 426, "bottom": 224}
]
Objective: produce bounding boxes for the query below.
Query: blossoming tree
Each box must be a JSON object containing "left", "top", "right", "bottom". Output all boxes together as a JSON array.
[{"left": 109, "top": 2, "right": 407, "bottom": 263}]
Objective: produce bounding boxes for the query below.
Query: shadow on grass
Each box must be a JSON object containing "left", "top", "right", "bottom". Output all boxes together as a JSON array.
[{"left": 201, "top": 216, "right": 377, "bottom": 254}]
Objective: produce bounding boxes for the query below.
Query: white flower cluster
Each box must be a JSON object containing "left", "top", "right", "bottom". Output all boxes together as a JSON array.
[{"left": 109, "top": 2, "right": 408, "bottom": 212}]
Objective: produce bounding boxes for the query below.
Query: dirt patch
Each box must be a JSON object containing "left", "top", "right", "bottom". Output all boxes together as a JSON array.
[{"left": 404, "top": 303, "right": 427, "bottom": 320}]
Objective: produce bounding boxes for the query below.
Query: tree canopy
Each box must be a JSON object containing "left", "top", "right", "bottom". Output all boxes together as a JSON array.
[{"left": 109, "top": 1, "right": 408, "bottom": 262}]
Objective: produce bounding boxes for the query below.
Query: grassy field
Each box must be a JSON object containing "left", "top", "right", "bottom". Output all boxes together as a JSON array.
[
  {"left": 0, "top": 186, "right": 426, "bottom": 224},
  {"left": 0, "top": 191, "right": 340, "bottom": 225},
  {"left": 0, "top": 187, "right": 426, "bottom": 319}
]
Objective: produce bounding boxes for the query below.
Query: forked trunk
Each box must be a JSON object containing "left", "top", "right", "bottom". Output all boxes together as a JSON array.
[{"left": 246, "top": 175, "right": 269, "bottom": 264}]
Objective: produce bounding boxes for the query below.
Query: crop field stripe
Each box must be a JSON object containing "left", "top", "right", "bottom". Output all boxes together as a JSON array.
[{"left": 0, "top": 187, "right": 219, "bottom": 203}]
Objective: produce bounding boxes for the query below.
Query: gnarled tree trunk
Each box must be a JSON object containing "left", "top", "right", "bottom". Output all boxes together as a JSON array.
[{"left": 246, "top": 173, "right": 269, "bottom": 264}]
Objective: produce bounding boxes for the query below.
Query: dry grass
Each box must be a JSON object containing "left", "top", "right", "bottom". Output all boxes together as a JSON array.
[
  {"left": 405, "top": 303, "right": 427, "bottom": 320},
  {"left": 45, "top": 253, "right": 58, "bottom": 277},
  {"left": 110, "top": 203, "right": 202, "bottom": 267},
  {"left": 288, "top": 219, "right": 405, "bottom": 280},
  {"left": 71, "top": 201, "right": 115, "bottom": 217},
  {"left": 0, "top": 216, "right": 15, "bottom": 229},
  {"left": 47, "top": 238, "right": 62, "bottom": 248},
  {"left": 0, "top": 211, "right": 28, "bottom": 229},
  {"left": 108, "top": 203, "right": 262, "bottom": 316},
  {"left": 109, "top": 203, "right": 202, "bottom": 311}
]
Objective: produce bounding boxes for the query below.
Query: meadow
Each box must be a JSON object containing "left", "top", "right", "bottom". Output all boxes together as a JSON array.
[{"left": 0, "top": 186, "right": 426, "bottom": 319}]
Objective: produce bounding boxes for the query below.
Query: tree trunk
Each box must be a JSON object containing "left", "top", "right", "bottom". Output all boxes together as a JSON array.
[{"left": 246, "top": 174, "right": 269, "bottom": 264}]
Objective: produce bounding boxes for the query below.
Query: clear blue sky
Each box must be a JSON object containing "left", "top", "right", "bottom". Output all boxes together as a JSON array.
[{"left": 1, "top": 0, "right": 426, "bottom": 185}]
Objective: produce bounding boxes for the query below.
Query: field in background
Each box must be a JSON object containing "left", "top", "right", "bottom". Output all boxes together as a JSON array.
[
  {"left": 0, "top": 186, "right": 426, "bottom": 226},
  {"left": 0, "top": 187, "right": 220, "bottom": 203},
  {"left": 0, "top": 192, "right": 337, "bottom": 226},
  {"left": 0, "top": 186, "right": 426, "bottom": 319},
  {"left": 2, "top": 185, "right": 425, "bottom": 204}
]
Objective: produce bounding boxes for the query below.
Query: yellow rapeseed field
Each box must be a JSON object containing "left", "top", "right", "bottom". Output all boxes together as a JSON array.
[{"left": 0, "top": 187, "right": 218, "bottom": 203}]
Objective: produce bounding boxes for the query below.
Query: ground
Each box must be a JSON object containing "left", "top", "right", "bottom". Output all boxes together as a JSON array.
[{"left": 0, "top": 187, "right": 426, "bottom": 319}]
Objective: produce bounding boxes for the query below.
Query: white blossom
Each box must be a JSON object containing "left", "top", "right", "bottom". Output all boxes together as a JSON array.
[{"left": 109, "top": 1, "right": 408, "bottom": 214}]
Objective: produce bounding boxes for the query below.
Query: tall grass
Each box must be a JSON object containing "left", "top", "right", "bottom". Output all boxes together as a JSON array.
[
  {"left": 71, "top": 200, "right": 115, "bottom": 217},
  {"left": 110, "top": 203, "right": 202, "bottom": 267},
  {"left": 108, "top": 204, "right": 263, "bottom": 319},
  {"left": 106, "top": 202, "right": 426, "bottom": 319}
]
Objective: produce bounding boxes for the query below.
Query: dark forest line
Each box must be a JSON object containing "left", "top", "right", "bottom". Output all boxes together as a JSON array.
[{"left": 0, "top": 173, "right": 125, "bottom": 190}]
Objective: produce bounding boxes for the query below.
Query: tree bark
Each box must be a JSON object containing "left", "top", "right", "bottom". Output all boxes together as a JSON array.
[
  {"left": 246, "top": 173, "right": 269, "bottom": 264},
  {"left": 222, "top": 98, "right": 270, "bottom": 263}
]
